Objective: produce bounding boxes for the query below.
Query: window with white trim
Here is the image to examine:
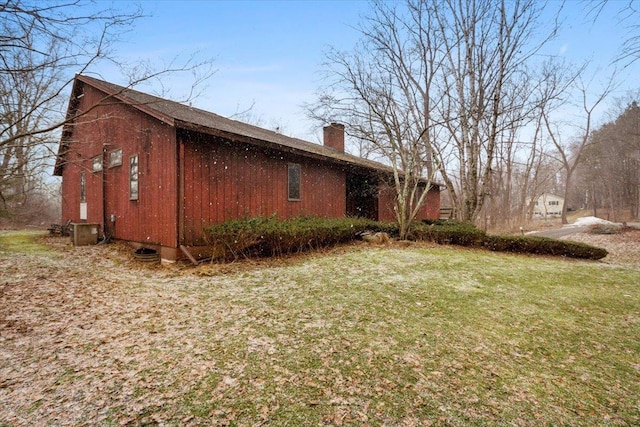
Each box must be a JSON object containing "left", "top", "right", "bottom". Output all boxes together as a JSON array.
[
  {"left": 129, "top": 155, "right": 139, "bottom": 201},
  {"left": 92, "top": 155, "right": 103, "bottom": 172},
  {"left": 109, "top": 148, "right": 122, "bottom": 167},
  {"left": 80, "top": 172, "right": 86, "bottom": 202}
]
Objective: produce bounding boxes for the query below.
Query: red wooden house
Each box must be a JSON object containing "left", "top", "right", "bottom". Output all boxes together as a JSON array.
[{"left": 54, "top": 75, "right": 440, "bottom": 261}]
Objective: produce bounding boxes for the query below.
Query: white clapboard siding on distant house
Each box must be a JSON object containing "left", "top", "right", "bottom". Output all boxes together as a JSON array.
[{"left": 530, "top": 193, "right": 564, "bottom": 218}]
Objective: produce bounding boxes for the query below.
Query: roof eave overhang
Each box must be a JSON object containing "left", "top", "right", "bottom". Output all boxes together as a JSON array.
[
  {"left": 53, "top": 77, "right": 84, "bottom": 176},
  {"left": 75, "top": 75, "right": 175, "bottom": 127},
  {"left": 55, "top": 75, "right": 446, "bottom": 191},
  {"left": 53, "top": 75, "right": 177, "bottom": 175},
  {"left": 174, "top": 119, "right": 392, "bottom": 175}
]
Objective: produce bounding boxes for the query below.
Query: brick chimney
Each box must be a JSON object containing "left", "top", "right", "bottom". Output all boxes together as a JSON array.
[{"left": 323, "top": 123, "right": 345, "bottom": 152}]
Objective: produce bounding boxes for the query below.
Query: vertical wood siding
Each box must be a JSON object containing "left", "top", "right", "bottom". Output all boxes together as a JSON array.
[
  {"left": 59, "top": 83, "right": 178, "bottom": 248},
  {"left": 58, "top": 82, "right": 440, "bottom": 254},
  {"left": 377, "top": 183, "right": 441, "bottom": 223},
  {"left": 181, "top": 132, "right": 346, "bottom": 245},
  {"left": 423, "top": 186, "right": 442, "bottom": 219}
]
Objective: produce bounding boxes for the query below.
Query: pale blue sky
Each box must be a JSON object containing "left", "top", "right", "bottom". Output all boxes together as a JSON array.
[
  {"left": 89, "top": 0, "right": 640, "bottom": 143},
  {"left": 93, "top": 0, "right": 370, "bottom": 142}
]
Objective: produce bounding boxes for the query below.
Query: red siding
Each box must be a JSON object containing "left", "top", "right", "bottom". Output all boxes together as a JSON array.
[
  {"left": 422, "top": 186, "right": 441, "bottom": 219},
  {"left": 59, "top": 84, "right": 178, "bottom": 249},
  {"left": 181, "top": 134, "right": 346, "bottom": 245},
  {"left": 58, "top": 81, "right": 441, "bottom": 259},
  {"left": 377, "top": 184, "right": 397, "bottom": 223},
  {"left": 377, "top": 183, "right": 441, "bottom": 223}
]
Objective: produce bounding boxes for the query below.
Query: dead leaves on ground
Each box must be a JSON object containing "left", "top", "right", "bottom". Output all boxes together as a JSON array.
[{"left": 1, "top": 233, "right": 639, "bottom": 426}]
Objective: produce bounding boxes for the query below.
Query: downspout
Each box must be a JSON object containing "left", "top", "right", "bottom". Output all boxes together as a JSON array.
[
  {"left": 178, "top": 136, "right": 185, "bottom": 246},
  {"left": 102, "top": 143, "right": 108, "bottom": 240}
]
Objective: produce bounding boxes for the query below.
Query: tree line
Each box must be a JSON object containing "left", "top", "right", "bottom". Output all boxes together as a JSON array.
[
  {"left": 0, "top": 0, "right": 213, "bottom": 226},
  {"left": 308, "top": 0, "right": 639, "bottom": 234},
  {"left": 1, "top": 0, "right": 638, "bottom": 233},
  {"left": 571, "top": 100, "right": 640, "bottom": 221}
]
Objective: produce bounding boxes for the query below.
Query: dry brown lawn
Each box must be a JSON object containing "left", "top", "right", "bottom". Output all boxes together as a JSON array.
[{"left": 1, "top": 230, "right": 639, "bottom": 426}]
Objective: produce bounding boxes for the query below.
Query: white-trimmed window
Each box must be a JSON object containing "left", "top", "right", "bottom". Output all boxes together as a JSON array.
[
  {"left": 288, "top": 163, "right": 301, "bottom": 201},
  {"left": 80, "top": 172, "right": 86, "bottom": 203},
  {"left": 129, "top": 155, "right": 139, "bottom": 201},
  {"left": 92, "top": 155, "right": 103, "bottom": 172},
  {"left": 109, "top": 148, "right": 123, "bottom": 167}
]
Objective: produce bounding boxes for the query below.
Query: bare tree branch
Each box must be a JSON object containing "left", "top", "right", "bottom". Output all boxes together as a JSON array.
[{"left": 0, "top": 1, "right": 216, "bottom": 222}]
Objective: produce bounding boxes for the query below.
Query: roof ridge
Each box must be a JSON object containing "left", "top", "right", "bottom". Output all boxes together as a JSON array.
[{"left": 74, "top": 74, "right": 398, "bottom": 174}]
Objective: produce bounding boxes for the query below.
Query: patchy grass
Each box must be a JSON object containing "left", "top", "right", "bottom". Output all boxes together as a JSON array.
[
  {"left": 0, "top": 230, "right": 51, "bottom": 254},
  {"left": 0, "top": 233, "right": 639, "bottom": 426}
]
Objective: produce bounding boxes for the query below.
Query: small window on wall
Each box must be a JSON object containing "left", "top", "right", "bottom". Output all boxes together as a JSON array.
[
  {"left": 92, "top": 155, "right": 103, "bottom": 172},
  {"left": 80, "top": 172, "right": 86, "bottom": 202},
  {"left": 288, "top": 163, "right": 301, "bottom": 201},
  {"left": 109, "top": 148, "right": 122, "bottom": 167},
  {"left": 129, "top": 155, "right": 139, "bottom": 201}
]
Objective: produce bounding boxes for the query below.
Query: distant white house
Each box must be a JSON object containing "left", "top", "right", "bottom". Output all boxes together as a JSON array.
[{"left": 530, "top": 193, "right": 564, "bottom": 219}]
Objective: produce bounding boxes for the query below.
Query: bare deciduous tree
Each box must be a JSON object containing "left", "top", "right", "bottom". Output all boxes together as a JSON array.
[
  {"left": 433, "top": 0, "right": 562, "bottom": 223},
  {"left": 542, "top": 76, "right": 615, "bottom": 224},
  {"left": 308, "top": 0, "right": 443, "bottom": 239},
  {"left": 0, "top": 1, "right": 215, "bottom": 223},
  {"left": 480, "top": 62, "right": 568, "bottom": 229},
  {"left": 502, "top": 60, "right": 579, "bottom": 226},
  {"left": 311, "top": 0, "right": 562, "bottom": 231},
  {"left": 575, "top": 99, "right": 640, "bottom": 220},
  {"left": 587, "top": 0, "right": 640, "bottom": 66}
]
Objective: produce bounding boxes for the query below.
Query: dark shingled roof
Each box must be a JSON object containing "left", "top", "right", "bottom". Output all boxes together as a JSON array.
[{"left": 55, "top": 74, "right": 396, "bottom": 176}]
